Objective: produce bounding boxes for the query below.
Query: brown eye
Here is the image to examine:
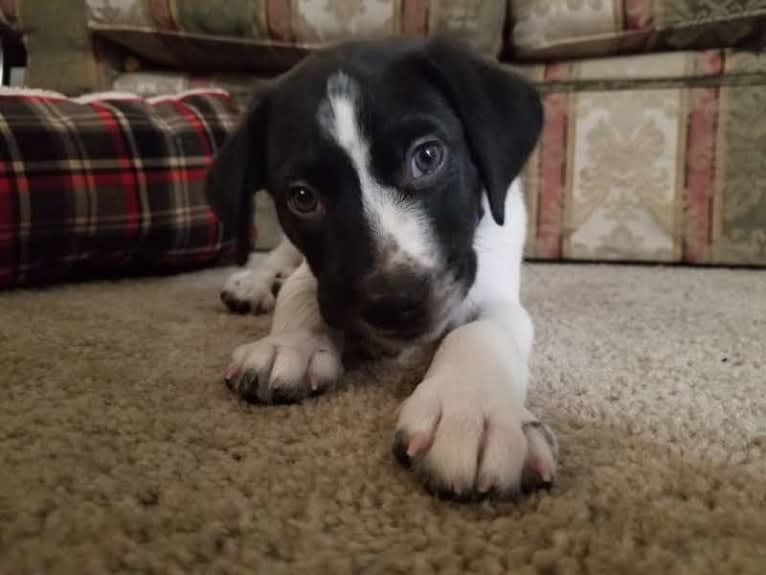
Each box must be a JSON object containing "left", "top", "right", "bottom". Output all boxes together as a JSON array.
[
  {"left": 287, "top": 185, "right": 321, "bottom": 217},
  {"left": 408, "top": 139, "right": 446, "bottom": 181}
]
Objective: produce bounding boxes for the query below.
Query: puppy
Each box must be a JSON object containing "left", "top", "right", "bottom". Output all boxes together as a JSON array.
[{"left": 207, "top": 37, "right": 557, "bottom": 499}]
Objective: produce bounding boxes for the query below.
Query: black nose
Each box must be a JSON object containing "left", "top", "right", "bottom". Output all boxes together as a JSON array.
[
  {"left": 359, "top": 271, "right": 431, "bottom": 336},
  {"left": 362, "top": 293, "right": 426, "bottom": 326}
]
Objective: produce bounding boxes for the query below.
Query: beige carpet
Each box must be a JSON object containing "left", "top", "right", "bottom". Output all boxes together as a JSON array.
[{"left": 1, "top": 264, "right": 764, "bottom": 575}]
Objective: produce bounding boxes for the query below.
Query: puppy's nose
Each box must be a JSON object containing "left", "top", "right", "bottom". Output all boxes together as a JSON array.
[
  {"left": 362, "top": 293, "right": 425, "bottom": 324},
  {"left": 359, "top": 271, "right": 431, "bottom": 335}
]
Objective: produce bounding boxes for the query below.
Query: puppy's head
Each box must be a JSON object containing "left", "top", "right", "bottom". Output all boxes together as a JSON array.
[{"left": 207, "top": 38, "right": 542, "bottom": 350}]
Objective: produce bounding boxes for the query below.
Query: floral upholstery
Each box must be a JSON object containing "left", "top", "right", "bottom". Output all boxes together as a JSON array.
[
  {"left": 516, "top": 50, "right": 766, "bottom": 265},
  {"left": 509, "top": 0, "right": 766, "bottom": 59}
]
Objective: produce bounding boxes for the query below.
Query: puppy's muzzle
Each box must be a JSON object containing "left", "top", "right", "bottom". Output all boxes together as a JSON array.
[{"left": 358, "top": 270, "right": 432, "bottom": 339}]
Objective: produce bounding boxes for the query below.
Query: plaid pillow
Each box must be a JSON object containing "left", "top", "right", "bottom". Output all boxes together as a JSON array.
[{"left": 0, "top": 88, "right": 238, "bottom": 289}]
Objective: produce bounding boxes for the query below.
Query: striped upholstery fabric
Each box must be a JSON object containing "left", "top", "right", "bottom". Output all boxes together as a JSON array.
[
  {"left": 509, "top": 0, "right": 766, "bottom": 60},
  {"left": 517, "top": 49, "right": 766, "bottom": 266}
]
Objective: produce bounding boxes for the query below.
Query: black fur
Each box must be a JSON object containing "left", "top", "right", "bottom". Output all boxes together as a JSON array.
[{"left": 206, "top": 95, "right": 271, "bottom": 265}]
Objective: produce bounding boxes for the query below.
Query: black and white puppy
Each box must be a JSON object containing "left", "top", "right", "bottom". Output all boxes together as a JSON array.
[{"left": 207, "top": 37, "right": 557, "bottom": 499}]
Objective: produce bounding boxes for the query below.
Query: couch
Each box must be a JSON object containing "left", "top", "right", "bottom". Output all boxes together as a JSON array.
[{"left": 3, "top": 0, "right": 765, "bottom": 266}]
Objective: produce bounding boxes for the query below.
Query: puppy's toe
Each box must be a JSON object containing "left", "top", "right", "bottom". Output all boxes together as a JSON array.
[
  {"left": 307, "top": 348, "right": 343, "bottom": 392},
  {"left": 392, "top": 391, "right": 441, "bottom": 469},
  {"left": 220, "top": 291, "right": 251, "bottom": 314},
  {"left": 228, "top": 340, "right": 277, "bottom": 401},
  {"left": 267, "top": 345, "right": 312, "bottom": 403},
  {"left": 224, "top": 332, "right": 342, "bottom": 404},
  {"left": 221, "top": 270, "right": 276, "bottom": 315},
  {"left": 415, "top": 412, "right": 485, "bottom": 499},
  {"left": 475, "top": 420, "right": 528, "bottom": 498}
]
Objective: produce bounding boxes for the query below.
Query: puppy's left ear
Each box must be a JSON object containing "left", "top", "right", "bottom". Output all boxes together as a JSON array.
[
  {"left": 420, "top": 38, "right": 543, "bottom": 225},
  {"left": 206, "top": 94, "right": 270, "bottom": 265}
]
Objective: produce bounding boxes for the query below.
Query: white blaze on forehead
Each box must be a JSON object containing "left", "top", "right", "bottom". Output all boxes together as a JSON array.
[{"left": 318, "top": 72, "right": 437, "bottom": 269}]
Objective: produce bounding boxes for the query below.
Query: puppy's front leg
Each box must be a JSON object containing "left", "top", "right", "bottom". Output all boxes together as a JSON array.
[
  {"left": 220, "top": 237, "right": 302, "bottom": 314},
  {"left": 394, "top": 303, "right": 557, "bottom": 499},
  {"left": 225, "top": 262, "right": 344, "bottom": 403}
]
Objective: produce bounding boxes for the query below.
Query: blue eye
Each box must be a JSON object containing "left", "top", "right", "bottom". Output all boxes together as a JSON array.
[{"left": 408, "top": 139, "right": 446, "bottom": 181}]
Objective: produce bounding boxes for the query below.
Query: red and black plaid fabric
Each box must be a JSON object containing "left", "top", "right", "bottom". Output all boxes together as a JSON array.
[{"left": 0, "top": 88, "right": 238, "bottom": 288}]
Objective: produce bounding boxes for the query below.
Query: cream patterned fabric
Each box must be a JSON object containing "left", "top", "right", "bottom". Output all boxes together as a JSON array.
[
  {"left": 509, "top": 0, "right": 766, "bottom": 59},
  {"left": 520, "top": 50, "right": 766, "bottom": 265}
]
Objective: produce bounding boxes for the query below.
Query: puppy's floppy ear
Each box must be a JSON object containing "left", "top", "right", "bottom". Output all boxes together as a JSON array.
[
  {"left": 206, "top": 94, "right": 270, "bottom": 265},
  {"left": 420, "top": 38, "right": 543, "bottom": 225}
]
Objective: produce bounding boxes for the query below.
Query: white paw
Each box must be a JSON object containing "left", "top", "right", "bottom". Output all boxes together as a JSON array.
[
  {"left": 224, "top": 331, "right": 343, "bottom": 403},
  {"left": 220, "top": 270, "right": 276, "bottom": 314},
  {"left": 393, "top": 376, "right": 557, "bottom": 499}
]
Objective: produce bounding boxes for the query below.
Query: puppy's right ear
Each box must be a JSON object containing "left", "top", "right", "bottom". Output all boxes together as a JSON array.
[{"left": 206, "top": 95, "right": 270, "bottom": 265}]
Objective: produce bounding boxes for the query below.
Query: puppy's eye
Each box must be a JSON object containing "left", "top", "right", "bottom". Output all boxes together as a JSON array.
[
  {"left": 408, "top": 139, "right": 446, "bottom": 181},
  {"left": 286, "top": 185, "right": 322, "bottom": 217}
]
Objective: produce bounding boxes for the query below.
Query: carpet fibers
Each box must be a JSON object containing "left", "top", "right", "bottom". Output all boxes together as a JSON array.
[{"left": 1, "top": 264, "right": 764, "bottom": 575}]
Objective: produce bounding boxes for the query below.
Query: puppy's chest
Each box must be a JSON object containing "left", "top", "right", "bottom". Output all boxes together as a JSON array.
[
  {"left": 341, "top": 325, "right": 424, "bottom": 362},
  {"left": 341, "top": 298, "right": 476, "bottom": 363},
  {"left": 340, "top": 329, "right": 439, "bottom": 376}
]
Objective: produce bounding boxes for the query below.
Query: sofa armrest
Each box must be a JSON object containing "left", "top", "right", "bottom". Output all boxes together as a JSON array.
[{"left": 16, "top": 0, "right": 110, "bottom": 95}]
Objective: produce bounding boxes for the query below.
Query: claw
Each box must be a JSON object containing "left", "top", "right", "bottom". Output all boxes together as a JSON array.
[
  {"left": 406, "top": 432, "right": 432, "bottom": 458},
  {"left": 224, "top": 365, "right": 240, "bottom": 384},
  {"left": 521, "top": 420, "right": 557, "bottom": 490}
]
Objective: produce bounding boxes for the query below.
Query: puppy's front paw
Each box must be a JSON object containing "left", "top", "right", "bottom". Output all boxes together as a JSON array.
[
  {"left": 224, "top": 331, "right": 342, "bottom": 403},
  {"left": 393, "top": 377, "right": 557, "bottom": 500},
  {"left": 220, "top": 270, "right": 276, "bottom": 315}
]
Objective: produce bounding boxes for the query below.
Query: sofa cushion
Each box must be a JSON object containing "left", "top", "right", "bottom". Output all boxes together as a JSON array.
[
  {"left": 84, "top": 0, "right": 507, "bottom": 73},
  {"left": 0, "top": 88, "right": 238, "bottom": 288},
  {"left": 517, "top": 49, "right": 766, "bottom": 266},
  {"left": 509, "top": 0, "right": 766, "bottom": 60},
  {"left": 13, "top": 0, "right": 116, "bottom": 97}
]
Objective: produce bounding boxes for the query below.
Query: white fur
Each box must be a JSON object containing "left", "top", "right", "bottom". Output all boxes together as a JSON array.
[
  {"left": 221, "top": 237, "right": 302, "bottom": 314},
  {"left": 224, "top": 180, "right": 555, "bottom": 494},
  {"left": 228, "top": 261, "right": 343, "bottom": 401},
  {"left": 394, "top": 182, "right": 553, "bottom": 495},
  {"left": 223, "top": 74, "right": 555, "bottom": 494},
  {"left": 319, "top": 73, "right": 438, "bottom": 270}
]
